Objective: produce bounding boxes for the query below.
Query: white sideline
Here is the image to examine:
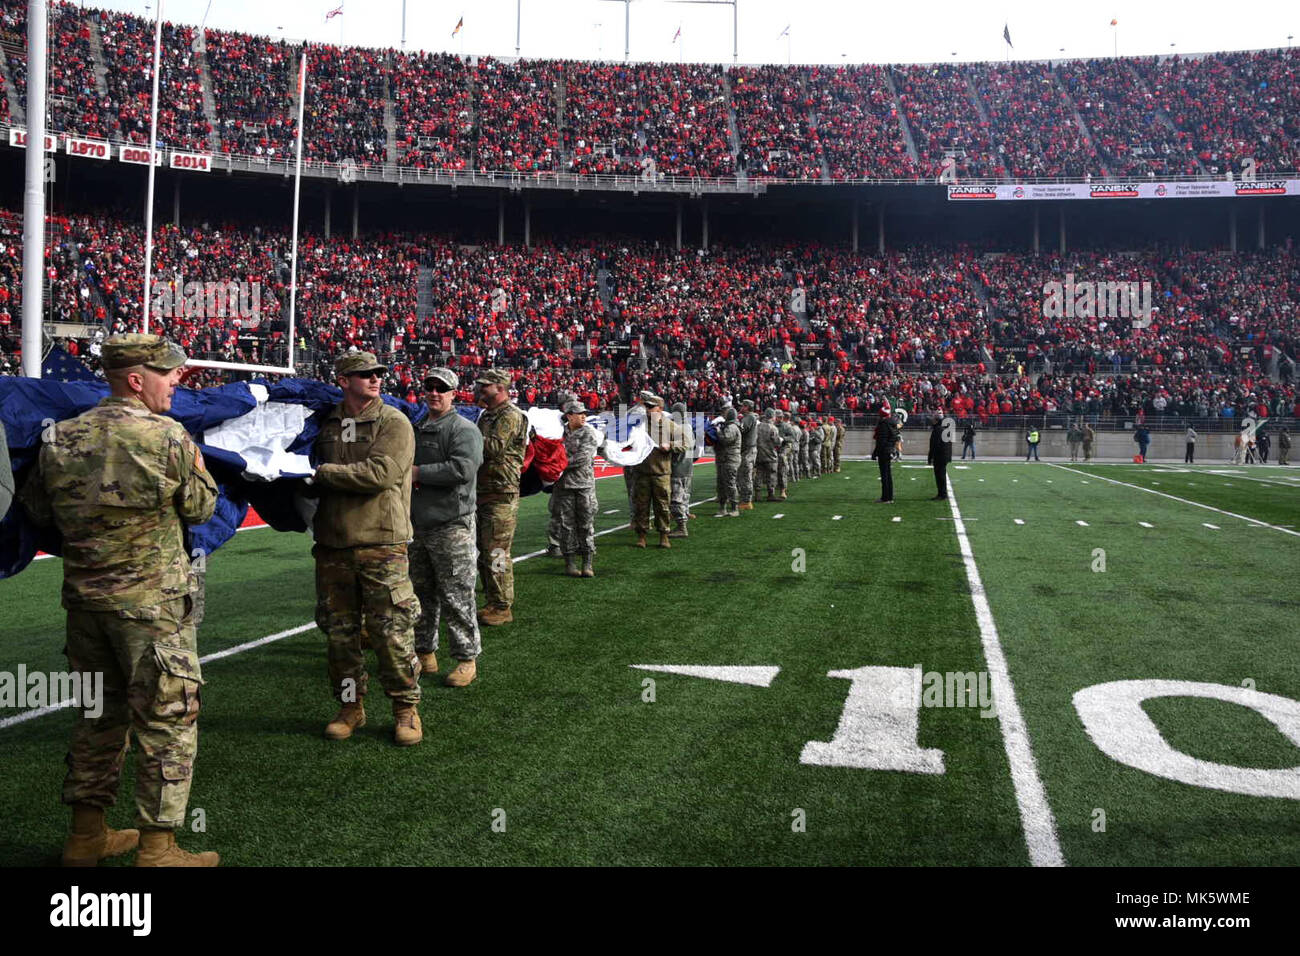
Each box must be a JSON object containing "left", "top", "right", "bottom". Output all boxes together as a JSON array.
[
  {"left": 1, "top": 493, "right": 718, "bottom": 730},
  {"left": 945, "top": 477, "right": 1066, "bottom": 867},
  {"left": 1048, "top": 463, "right": 1300, "bottom": 538}
]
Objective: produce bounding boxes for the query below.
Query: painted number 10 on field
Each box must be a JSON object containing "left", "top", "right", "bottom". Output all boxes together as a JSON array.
[{"left": 630, "top": 664, "right": 1300, "bottom": 800}]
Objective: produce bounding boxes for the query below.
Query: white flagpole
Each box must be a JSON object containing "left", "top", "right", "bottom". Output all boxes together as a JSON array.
[
  {"left": 20, "top": 0, "right": 47, "bottom": 377},
  {"left": 287, "top": 49, "right": 307, "bottom": 372},
  {"left": 142, "top": 0, "right": 163, "bottom": 333}
]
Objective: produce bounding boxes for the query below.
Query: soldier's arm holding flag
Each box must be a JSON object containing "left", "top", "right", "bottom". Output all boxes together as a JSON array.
[
  {"left": 169, "top": 425, "right": 219, "bottom": 525},
  {"left": 315, "top": 412, "right": 415, "bottom": 494},
  {"left": 417, "top": 421, "right": 483, "bottom": 488}
]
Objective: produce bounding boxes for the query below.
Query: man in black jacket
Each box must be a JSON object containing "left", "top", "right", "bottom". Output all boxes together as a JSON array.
[
  {"left": 927, "top": 413, "right": 952, "bottom": 500},
  {"left": 871, "top": 406, "right": 899, "bottom": 503}
]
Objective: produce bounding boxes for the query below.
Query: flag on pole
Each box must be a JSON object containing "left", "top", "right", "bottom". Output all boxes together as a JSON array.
[
  {"left": 672, "top": 25, "right": 681, "bottom": 42},
  {"left": 778, "top": 24, "right": 790, "bottom": 39},
  {"left": 452, "top": 16, "right": 464, "bottom": 38},
  {"left": 325, "top": 3, "right": 343, "bottom": 20},
  {"left": 1110, "top": 18, "right": 1118, "bottom": 26},
  {"left": 1003, "top": 24, "right": 1013, "bottom": 48}
]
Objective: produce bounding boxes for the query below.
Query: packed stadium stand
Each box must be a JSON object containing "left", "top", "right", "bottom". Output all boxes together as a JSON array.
[{"left": 0, "top": 1, "right": 1297, "bottom": 432}]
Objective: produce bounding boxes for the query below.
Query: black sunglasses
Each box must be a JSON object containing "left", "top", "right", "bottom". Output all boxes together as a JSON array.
[
  {"left": 348, "top": 370, "right": 383, "bottom": 380},
  {"left": 424, "top": 381, "right": 455, "bottom": 393}
]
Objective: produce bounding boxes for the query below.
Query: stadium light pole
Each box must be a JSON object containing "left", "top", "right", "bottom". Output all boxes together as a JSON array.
[
  {"left": 142, "top": 0, "right": 163, "bottom": 333},
  {"left": 20, "top": 0, "right": 47, "bottom": 378},
  {"left": 516, "top": 0, "right": 521, "bottom": 56},
  {"left": 596, "top": 0, "right": 632, "bottom": 60},
  {"left": 670, "top": 0, "right": 738, "bottom": 64}
]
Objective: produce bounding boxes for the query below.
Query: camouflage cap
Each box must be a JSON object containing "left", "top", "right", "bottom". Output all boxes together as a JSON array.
[
  {"left": 335, "top": 351, "right": 387, "bottom": 376},
  {"left": 639, "top": 390, "right": 665, "bottom": 407},
  {"left": 739, "top": 399, "right": 755, "bottom": 409},
  {"left": 476, "top": 369, "right": 512, "bottom": 387},
  {"left": 423, "top": 367, "right": 459, "bottom": 390},
  {"left": 562, "top": 400, "right": 588, "bottom": 415},
  {"left": 762, "top": 408, "right": 776, "bottom": 419},
  {"left": 101, "top": 333, "right": 187, "bottom": 371}
]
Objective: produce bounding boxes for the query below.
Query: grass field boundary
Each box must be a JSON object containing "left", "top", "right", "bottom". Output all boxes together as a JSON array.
[
  {"left": 0, "top": 492, "right": 718, "bottom": 731},
  {"left": 945, "top": 478, "right": 1066, "bottom": 867},
  {"left": 1048, "top": 463, "right": 1300, "bottom": 538}
]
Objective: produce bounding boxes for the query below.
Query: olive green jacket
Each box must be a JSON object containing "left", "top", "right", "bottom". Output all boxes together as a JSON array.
[{"left": 312, "top": 397, "right": 415, "bottom": 548}]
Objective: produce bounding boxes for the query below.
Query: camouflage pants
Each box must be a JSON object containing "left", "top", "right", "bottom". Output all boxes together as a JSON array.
[
  {"left": 777, "top": 449, "right": 792, "bottom": 491},
  {"left": 476, "top": 493, "right": 519, "bottom": 610},
  {"left": 809, "top": 448, "right": 821, "bottom": 476},
  {"left": 556, "top": 486, "right": 598, "bottom": 554},
  {"left": 716, "top": 460, "right": 739, "bottom": 510},
  {"left": 546, "top": 490, "right": 562, "bottom": 550},
  {"left": 623, "top": 469, "right": 638, "bottom": 517},
  {"left": 822, "top": 445, "right": 833, "bottom": 473},
  {"left": 833, "top": 442, "right": 843, "bottom": 470},
  {"left": 670, "top": 475, "right": 693, "bottom": 524},
  {"left": 410, "top": 518, "right": 481, "bottom": 661},
  {"left": 738, "top": 449, "right": 756, "bottom": 503},
  {"left": 755, "top": 458, "right": 778, "bottom": 497},
  {"left": 63, "top": 597, "right": 201, "bottom": 830},
  {"left": 314, "top": 543, "right": 421, "bottom": 706},
  {"left": 632, "top": 471, "right": 672, "bottom": 534}
]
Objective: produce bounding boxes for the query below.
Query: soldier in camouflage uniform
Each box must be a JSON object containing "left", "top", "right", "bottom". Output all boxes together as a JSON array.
[
  {"left": 19, "top": 333, "right": 220, "bottom": 867},
  {"left": 833, "top": 417, "right": 846, "bottom": 472},
  {"left": 668, "top": 401, "right": 695, "bottom": 538},
  {"left": 555, "top": 400, "right": 606, "bottom": 576},
  {"left": 754, "top": 408, "right": 782, "bottom": 501},
  {"left": 822, "top": 420, "right": 836, "bottom": 474},
  {"left": 410, "top": 368, "right": 483, "bottom": 688},
  {"left": 545, "top": 391, "right": 578, "bottom": 558},
  {"left": 312, "top": 351, "right": 423, "bottom": 747},
  {"left": 713, "top": 407, "right": 742, "bottom": 517},
  {"left": 807, "top": 419, "right": 824, "bottom": 478},
  {"left": 737, "top": 400, "right": 758, "bottom": 511},
  {"left": 474, "top": 369, "right": 530, "bottom": 626},
  {"left": 631, "top": 391, "right": 686, "bottom": 548},
  {"left": 778, "top": 412, "right": 800, "bottom": 499}
]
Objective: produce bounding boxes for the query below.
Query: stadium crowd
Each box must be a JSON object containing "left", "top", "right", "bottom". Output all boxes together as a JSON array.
[
  {"left": 2, "top": 205, "right": 1295, "bottom": 425},
  {"left": 2, "top": 2, "right": 1299, "bottom": 183}
]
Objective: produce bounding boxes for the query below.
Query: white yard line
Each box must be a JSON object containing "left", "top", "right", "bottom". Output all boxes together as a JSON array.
[
  {"left": 944, "top": 478, "right": 1065, "bottom": 867},
  {"left": 1048, "top": 463, "right": 1299, "bottom": 538},
  {"left": 4, "top": 494, "right": 719, "bottom": 730}
]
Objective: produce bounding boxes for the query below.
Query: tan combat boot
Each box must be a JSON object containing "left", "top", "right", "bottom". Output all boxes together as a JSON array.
[
  {"left": 62, "top": 804, "right": 139, "bottom": 867},
  {"left": 668, "top": 521, "right": 688, "bottom": 538},
  {"left": 479, "top": 605, "right": 513, "bottom": 626},
  {"left": 393, "top": 703, "right": 423, "bottom": 746},
  {"left": 635, "top": 534, "right": 647, "bottom": 548},
  {"left": 582, "top": 554, "right": 595, "bottom": 578},
  {"left": 444, "top": 660, "right": 477, "bottom": 687},
  {"left": 658, "top": 532, "right": 671, "bottom": 549},
  {"left": 418, "top": 652, "right": 438, "bottom": 676},
  {"left": 564, "top": 554, "right": 582, "bottom": 577},
  {"left": 324, "top": 701, "right": 366, "bottom": 740},
  {"left": 135, "top": 829, "right": 219, "bottom": 867},
  {"left": 739, "top": 502, "right": 753, "bottom": 511}
]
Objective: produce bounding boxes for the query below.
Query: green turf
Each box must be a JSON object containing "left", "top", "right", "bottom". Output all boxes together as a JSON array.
[{"left": 1, "top": 459, "right": 1296, "bottom": 866}]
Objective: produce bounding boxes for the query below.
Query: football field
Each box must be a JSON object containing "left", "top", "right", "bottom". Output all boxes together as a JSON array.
[{"left": 0, "top": 458, "right": 1297, "bottom": 866}]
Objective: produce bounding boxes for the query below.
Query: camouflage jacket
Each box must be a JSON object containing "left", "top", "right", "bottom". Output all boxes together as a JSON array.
[
  {"left": 19, "top": 396, "right": 218, "bottom": 611},
  {"left": 477, "top": 401, "right": 529, "bottom": 496},
  {"left": 755, "top": 422, "right": 782, "bottom": 465},
  {"left": 808, "top": 427, "right": 823, "bottom": 451},
  {"left": 715, "top": 420, "right": 742, "bottom": 466},
  {"left": 823, "top": 423, "right": 836, "bottom": 447},
  {"left": 779, "top": 421, "right": 801, "bottom": 452},
  {"left": 556, "top": 424, "right": 604, "bottom": 492},
  {"left": 834, "top": 422, "right": 846, "bottom": 447},
  {"left": 312, "top": 397, "right": 415, "bottom": 548},
  {"left": 739, "top": 412, "right": 758, "bottom": 452},
  {"left": 634, "top": 412, "right": 687, "bottom": 477}
]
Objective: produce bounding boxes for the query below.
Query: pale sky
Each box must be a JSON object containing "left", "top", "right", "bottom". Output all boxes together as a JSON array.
[{"left": 85, "top": 0, "right": 1299, "bottom": 66}]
